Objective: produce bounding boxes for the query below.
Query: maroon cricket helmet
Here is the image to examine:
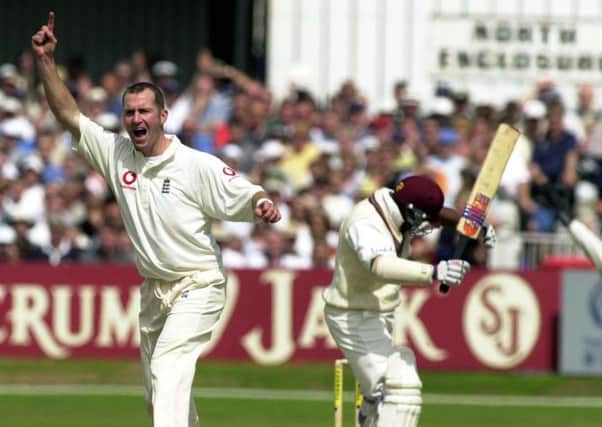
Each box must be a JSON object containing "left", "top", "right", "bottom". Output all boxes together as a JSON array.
[{"left": 391, "top": 175, "right": 444, "bottom": 223}]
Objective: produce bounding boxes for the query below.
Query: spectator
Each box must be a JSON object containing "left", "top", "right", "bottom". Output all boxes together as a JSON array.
[
  {"left": 165, "top": 73, "right": 232, "bottom": 152},
  {"left": 3, "top": 155, "right": 46, "bottom": 226},
  {"left": 100, "top": 71, "right": 125, "bottom": 116},
  {"left": 294, "top": 208, "right": 338, "bottom": 264},
  {"left": 27, "top": 216, "right": 81, "bottom": 265},
  {"left": 260, "top": 228, "right": 309, "bottom": 269},
  {"left": 0, "top": 224, "right": 20, "bottom": 262},
  {"left": 526, "top": 100, "right": 579, "bottom": 232},
  {"left": 79, "top": 224, "right": 133, "bottom": 263},
  {"left": 220, "top": 235, "right": 252, "bottom": 269},
  {"left": 311, "top": 238, "right": 335, "bottom": 269},
  {"left": 0, "top": 18, "right": 597, "bottom": 272},
  {"left": 279, "top": 122, "right": 321, "bottom": 191},
  {"left": 575, "top": 83, "right": 601, "bottom": 139},
  {"left": 424, "top": 127, "right": 467, "bottom": 207}
]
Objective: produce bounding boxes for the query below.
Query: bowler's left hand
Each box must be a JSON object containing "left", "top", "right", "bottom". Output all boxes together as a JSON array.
[{"left": 255, "top": 200, "right": 281, "bottom": 223}]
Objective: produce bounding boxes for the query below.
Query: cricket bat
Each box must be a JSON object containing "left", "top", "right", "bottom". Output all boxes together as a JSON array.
[{"left": 440, "top": 123, "right": 520, "bottom": 293}]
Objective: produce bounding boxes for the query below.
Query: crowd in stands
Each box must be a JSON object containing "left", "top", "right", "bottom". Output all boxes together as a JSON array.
[{"left": 1, "top": 47, "right": 601, "bottom": 269}]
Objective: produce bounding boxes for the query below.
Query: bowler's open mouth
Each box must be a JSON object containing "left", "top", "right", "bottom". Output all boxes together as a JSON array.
[{"left": 134, "top": 129, "right": 147, "bottom": 138}]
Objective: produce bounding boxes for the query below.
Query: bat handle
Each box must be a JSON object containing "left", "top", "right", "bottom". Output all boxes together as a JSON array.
[{"left": 439, "top": 235, "right": 470, "bottom": 294}]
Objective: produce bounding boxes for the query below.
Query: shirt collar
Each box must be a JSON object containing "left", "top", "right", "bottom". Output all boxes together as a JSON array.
[
  {"left": 135, "top": 134, "right": 180, "bottom": 170},
  {"left": 379, "top": 188, "right": 403, "bottom": 229}
]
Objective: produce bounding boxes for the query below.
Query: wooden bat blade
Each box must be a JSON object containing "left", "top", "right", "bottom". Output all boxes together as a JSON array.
[
  {"left": 440, "top": 123, "right": 520, "bottom": 295},
  {"left": 457, "top": 123, "right": 520, "bottom": 239}
]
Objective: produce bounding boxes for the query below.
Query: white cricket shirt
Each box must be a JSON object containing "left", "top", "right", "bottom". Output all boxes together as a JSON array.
[
  {"left": 76, "top": 114, "right": 263, "bottom": 281},
  {"left": 323, "top": 188, "right": 433, "bottom": 311}
]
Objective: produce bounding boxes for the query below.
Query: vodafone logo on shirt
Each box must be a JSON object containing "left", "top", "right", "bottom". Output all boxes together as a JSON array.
[
  {"left": 222, "top": 166, "right": 239, "bottom": 181},
  {"left": 121, "top": 170, "right": 138, "bottom": 190},
  {"left": 222, "top": 166, "right": 237, "bottom": 176}
]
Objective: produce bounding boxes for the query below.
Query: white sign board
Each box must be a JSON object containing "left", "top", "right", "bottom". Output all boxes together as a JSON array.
[{"left": 432, "top": 17, "right": 602, "bottom": 82}]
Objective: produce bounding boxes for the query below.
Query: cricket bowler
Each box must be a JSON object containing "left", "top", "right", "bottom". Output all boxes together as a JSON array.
[{"left": 32, "top": 12, "right": 281, "bottom": 427}]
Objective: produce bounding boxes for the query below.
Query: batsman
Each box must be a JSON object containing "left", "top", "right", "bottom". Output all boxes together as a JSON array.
[
  {"left": 32, "top": 12, "right": 281, "bottom": 427},
  {"left": 323, "top": 175, "right": 496, "bottom": 427}
]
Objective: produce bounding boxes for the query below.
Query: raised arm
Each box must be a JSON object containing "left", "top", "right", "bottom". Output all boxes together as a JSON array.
[{"left": 31, "top": 11, "right": 81, "bottom": 139}]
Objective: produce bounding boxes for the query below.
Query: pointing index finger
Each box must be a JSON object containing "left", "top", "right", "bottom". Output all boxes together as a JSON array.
[{"left": 48, "top": 11, "right": 55, "bottom": 32}]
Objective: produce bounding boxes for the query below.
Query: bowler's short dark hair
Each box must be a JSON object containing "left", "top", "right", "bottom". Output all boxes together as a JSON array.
[{"left": 122, "top": 82, "right": 166, "bottom": 110}]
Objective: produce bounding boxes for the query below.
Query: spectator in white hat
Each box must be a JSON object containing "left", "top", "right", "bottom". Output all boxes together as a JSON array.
[
  {"left": 151, "top": 60, "right": 181, "bottom": 108},
  {"left": 3, "top": 155, "right": 46, "bottom": 228},
  {"left": 0, "top": 96, "right": 36, "bottom": 143},
  {"left": 0, "top": 224, "right": 19, "bottom": 262}
]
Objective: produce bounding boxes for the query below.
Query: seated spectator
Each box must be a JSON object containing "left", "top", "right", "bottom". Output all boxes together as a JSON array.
[
  {"left": 0, "top": 224, "right": 20, "bottom": 262},
  {"left": 424, "top": 127, "right": 467, "bottom": 207},
  {"left": 311, "top": 238, "right": 335, "bottom": 269},
  {"left": 261, "top": 228, "right": 309, "bottom": 269},
  {"left": 165, "top": 73, "right": 232, "bottom": 153},
  {"left": 6, "top": 212, "right": 36, "bottom": 259},
  {"left": 220, "top": 235, "right": 265, "bottom": 269},
  {"left": 526, "top": 100, "right": 579, "bottom": 232},
  {"left": 294, "top": 208, "right": 338, "bottom": 263},
  {"left": 79, "top": 225, "right": 133, "bottom": 264},
  {"left": 27, "top": 216, "right": 82, "bottom": 265},
  {"left": 279, "top": 122, "right": 321, "bottom": 191}
]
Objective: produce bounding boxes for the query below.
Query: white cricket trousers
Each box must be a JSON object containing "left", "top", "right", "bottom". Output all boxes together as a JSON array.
[
  {"left": 139, "top": 275, "right": 226, "bottom": 427},
  {"left": 324, "top": 305, "right": 396, "bottom": 400}
]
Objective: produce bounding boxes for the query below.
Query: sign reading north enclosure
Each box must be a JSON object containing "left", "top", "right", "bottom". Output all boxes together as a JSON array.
[{"left": 432, "top": 17, "right": 602, "bottom": 82}]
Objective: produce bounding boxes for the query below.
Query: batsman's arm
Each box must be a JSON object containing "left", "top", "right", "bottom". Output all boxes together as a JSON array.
[
  {"left": 371, "top": 255, "right": 469, "bottom": 288},
  {"left": 371, "top": 255, "right": 435, "bottom": 285},
  {"left": 348, "top": 221, "right": 469, "bottom": 287},
  {"left": 32, "top": 11, "right": 81, "bottom": 139}
]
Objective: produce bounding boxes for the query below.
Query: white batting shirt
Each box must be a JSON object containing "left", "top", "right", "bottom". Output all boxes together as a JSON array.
[
  {"left": 323, "top": 188, "right": 434, "bottom": 311},
  {"left": 76, "top": 114, "right": 263, "bottom": 281}
]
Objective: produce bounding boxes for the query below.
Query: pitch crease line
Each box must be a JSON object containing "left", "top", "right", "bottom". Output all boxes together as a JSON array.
[{"left": 0, "top": 385, "right": 602, "bottom": 408}]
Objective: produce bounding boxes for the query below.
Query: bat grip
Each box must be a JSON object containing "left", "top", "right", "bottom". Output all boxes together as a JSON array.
[{"left": 439, "top": 235, "right": 470, "bottom": 294}]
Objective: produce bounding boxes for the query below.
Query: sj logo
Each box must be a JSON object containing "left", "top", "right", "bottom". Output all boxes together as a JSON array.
[
  {"left": 121, "top": 170, "right": 138, "bottom": 190},
  {"left": 463, "top": 273, "right": 541, "bottom": 369}
]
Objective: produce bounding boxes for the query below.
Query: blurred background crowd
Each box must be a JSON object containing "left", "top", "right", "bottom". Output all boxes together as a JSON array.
[{"left": 1, "top": 47, "right": 601, "bottom": 270}]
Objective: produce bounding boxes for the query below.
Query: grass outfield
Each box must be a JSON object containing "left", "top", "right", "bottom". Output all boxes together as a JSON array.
[
  {"left": 3, "top": 394, "right": 602, "bottom": 427},
  {"left": 1, "top": 359, "right": 602, "bottom": 426}
]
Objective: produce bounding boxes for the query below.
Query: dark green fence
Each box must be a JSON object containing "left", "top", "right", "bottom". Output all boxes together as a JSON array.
[{"left": 0, "top": 0, "right": 264, "bottom": 86}]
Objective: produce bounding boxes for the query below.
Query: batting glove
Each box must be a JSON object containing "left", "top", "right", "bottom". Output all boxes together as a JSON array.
[
  {"left": 483, "top": 224, "right": 496, "bottom": 249},
  {"left": 434, "top": 259, "right": 471, "bottom": 287}
]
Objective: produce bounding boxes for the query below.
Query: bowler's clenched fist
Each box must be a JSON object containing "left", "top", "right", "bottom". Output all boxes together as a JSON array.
[{"left": 255, "top": 200, "right": 281, "bottom": 224}]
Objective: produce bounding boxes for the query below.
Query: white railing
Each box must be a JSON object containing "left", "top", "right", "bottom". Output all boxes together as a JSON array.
[{"left": 512, "top": 230, "right": 588, "bottom": 270}]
